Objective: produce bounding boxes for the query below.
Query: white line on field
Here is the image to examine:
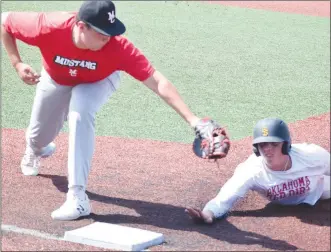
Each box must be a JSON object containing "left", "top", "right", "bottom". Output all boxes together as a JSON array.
[{"left": 1, "top": 224, "right": 64, "bottom": 241}]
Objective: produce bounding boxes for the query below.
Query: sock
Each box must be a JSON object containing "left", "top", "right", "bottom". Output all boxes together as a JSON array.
[{"left": 68, "top": 186, "right": 85, "bottom": 199}]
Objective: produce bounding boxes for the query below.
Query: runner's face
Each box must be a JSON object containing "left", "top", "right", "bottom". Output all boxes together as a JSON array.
[
  {"left": 80, "top": 23, "right": 110, "bottom": 51},
  {"left": 258, "top": 142, "right": 284, "bottom": 163}
]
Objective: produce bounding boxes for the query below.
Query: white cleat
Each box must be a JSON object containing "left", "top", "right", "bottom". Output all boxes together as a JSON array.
[
  {"left": 20, "top": 142, "right": 56, "bottom": 176},
  {"left": 51, "top": 193, "right": 91, "bottom": 221}
]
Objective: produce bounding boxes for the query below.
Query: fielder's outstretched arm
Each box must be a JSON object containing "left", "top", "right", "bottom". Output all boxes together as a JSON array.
[{"left": 142, "top": 70, "right": 200, "bottom": 127}]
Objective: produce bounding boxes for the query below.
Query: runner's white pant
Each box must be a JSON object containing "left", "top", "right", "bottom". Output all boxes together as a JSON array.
[{"left": 26, "top": 68, "right": 121, "bottom": 189}]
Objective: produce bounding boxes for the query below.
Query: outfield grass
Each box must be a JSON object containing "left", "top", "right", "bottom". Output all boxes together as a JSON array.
[{"left": 1, "top": 1, "right": 330, "bottom": 143}]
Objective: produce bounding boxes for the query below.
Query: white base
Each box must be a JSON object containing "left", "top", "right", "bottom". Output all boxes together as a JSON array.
[{"left": 63, "top": 222, "right": 164, "bottom": 251}]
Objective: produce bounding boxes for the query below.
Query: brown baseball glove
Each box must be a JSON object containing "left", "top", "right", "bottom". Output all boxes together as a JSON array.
[{"left": 193, "top": 118, "right": 230, "bottom": 160}]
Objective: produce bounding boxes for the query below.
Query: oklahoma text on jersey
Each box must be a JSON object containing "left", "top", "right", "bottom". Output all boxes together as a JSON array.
[{"left": 266, "top": 176, "right": 310, "bottom": 201}]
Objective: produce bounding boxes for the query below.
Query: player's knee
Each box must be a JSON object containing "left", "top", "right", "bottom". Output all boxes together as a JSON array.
[{"left": 68, "top": 110, "right": 95, "bottom": 126}]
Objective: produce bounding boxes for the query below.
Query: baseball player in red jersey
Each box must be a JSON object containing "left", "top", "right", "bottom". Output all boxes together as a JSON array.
[{"left": 1, "top": 1, "right": 209, "bottom": 221}]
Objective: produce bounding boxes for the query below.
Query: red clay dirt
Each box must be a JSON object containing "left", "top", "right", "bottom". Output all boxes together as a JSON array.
[
  {"left": 208, "top": 1, "right": 330, "bottom": 17},
  {"left": 1, "top": 113, "right": 330, "bottom": 251}
]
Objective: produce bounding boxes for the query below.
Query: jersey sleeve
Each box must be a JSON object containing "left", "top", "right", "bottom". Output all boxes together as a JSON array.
[
  {"left": 303, "top": 143, "right": 330, "bottom": 176},
  {"left": 3, "top": 12, "right": 47, "bottom": 46},
  {"left": 203, "top": 161, "right": 255, "bottom": 218},
  {"left": 118, "top": 38, "right": 155, "bottom": 82},
  {"left": 317, "top": 145, "right": 330, "bottom": 176}
]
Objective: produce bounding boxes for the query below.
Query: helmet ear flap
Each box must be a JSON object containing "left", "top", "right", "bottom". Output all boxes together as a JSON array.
[
  {"left": 253, "top": 144, "right": 260, "bottom": 156},
  {"left": 282, "top": 142, "right": 291, "bottom": 155}
]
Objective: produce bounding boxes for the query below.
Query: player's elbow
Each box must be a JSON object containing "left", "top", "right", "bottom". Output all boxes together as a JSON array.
[{"left": 142, "top": 70, "right": 172, "bottom": 95}]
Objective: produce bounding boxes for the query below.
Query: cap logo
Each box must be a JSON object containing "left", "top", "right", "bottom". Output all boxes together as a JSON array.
[
  {"left": 108, "top": 11, "right": 115, "bottom": 23},
  {"left": 262, "top": 127, "right": 269, "bottom": 136}
]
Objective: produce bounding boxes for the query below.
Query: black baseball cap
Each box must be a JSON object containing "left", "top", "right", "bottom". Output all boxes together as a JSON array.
[
  {"left": 252, "top": 118, "right": 291, "bottom": 145},
  {"left": 78, "top": 0, "right": 126, "bottom": 36}
]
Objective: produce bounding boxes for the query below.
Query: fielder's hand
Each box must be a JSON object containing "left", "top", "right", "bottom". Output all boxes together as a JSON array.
[
  {"left": 185, "top": 207, "right": 214, "bottom": 224},
  {"left": 15, "top": 62, "right": 40, "bottom": 85}
]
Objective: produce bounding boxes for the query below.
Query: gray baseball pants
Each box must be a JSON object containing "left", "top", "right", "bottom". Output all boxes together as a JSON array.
[{"left": 26, "top": 68, "right": 121, "bottom": 190}]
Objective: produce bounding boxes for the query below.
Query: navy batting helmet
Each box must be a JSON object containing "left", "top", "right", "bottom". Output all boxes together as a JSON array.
[{"left": 252, "top": 118, "right": 291, "bottom": 156}]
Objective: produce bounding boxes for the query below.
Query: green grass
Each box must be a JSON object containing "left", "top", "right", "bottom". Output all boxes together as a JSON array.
[{"left": 1, "top": 1, "right": 330, "bottom": 143}]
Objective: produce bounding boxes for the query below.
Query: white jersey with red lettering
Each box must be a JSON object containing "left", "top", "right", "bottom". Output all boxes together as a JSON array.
[{"left": 203, "top": 143, "right": 330, "bottom": 218}]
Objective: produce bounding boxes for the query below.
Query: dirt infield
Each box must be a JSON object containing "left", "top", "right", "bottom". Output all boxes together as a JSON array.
[
  {"left": 209, "top": 1, "right": 330, "bottom": 17},
  {"left": 2, "top": 113, "right": 330, "bottom": 251}
]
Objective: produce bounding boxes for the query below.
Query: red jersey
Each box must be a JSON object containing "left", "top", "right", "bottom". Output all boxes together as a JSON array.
[{"left": 3, "top": 12, "right": 155, "bottom": 86}]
